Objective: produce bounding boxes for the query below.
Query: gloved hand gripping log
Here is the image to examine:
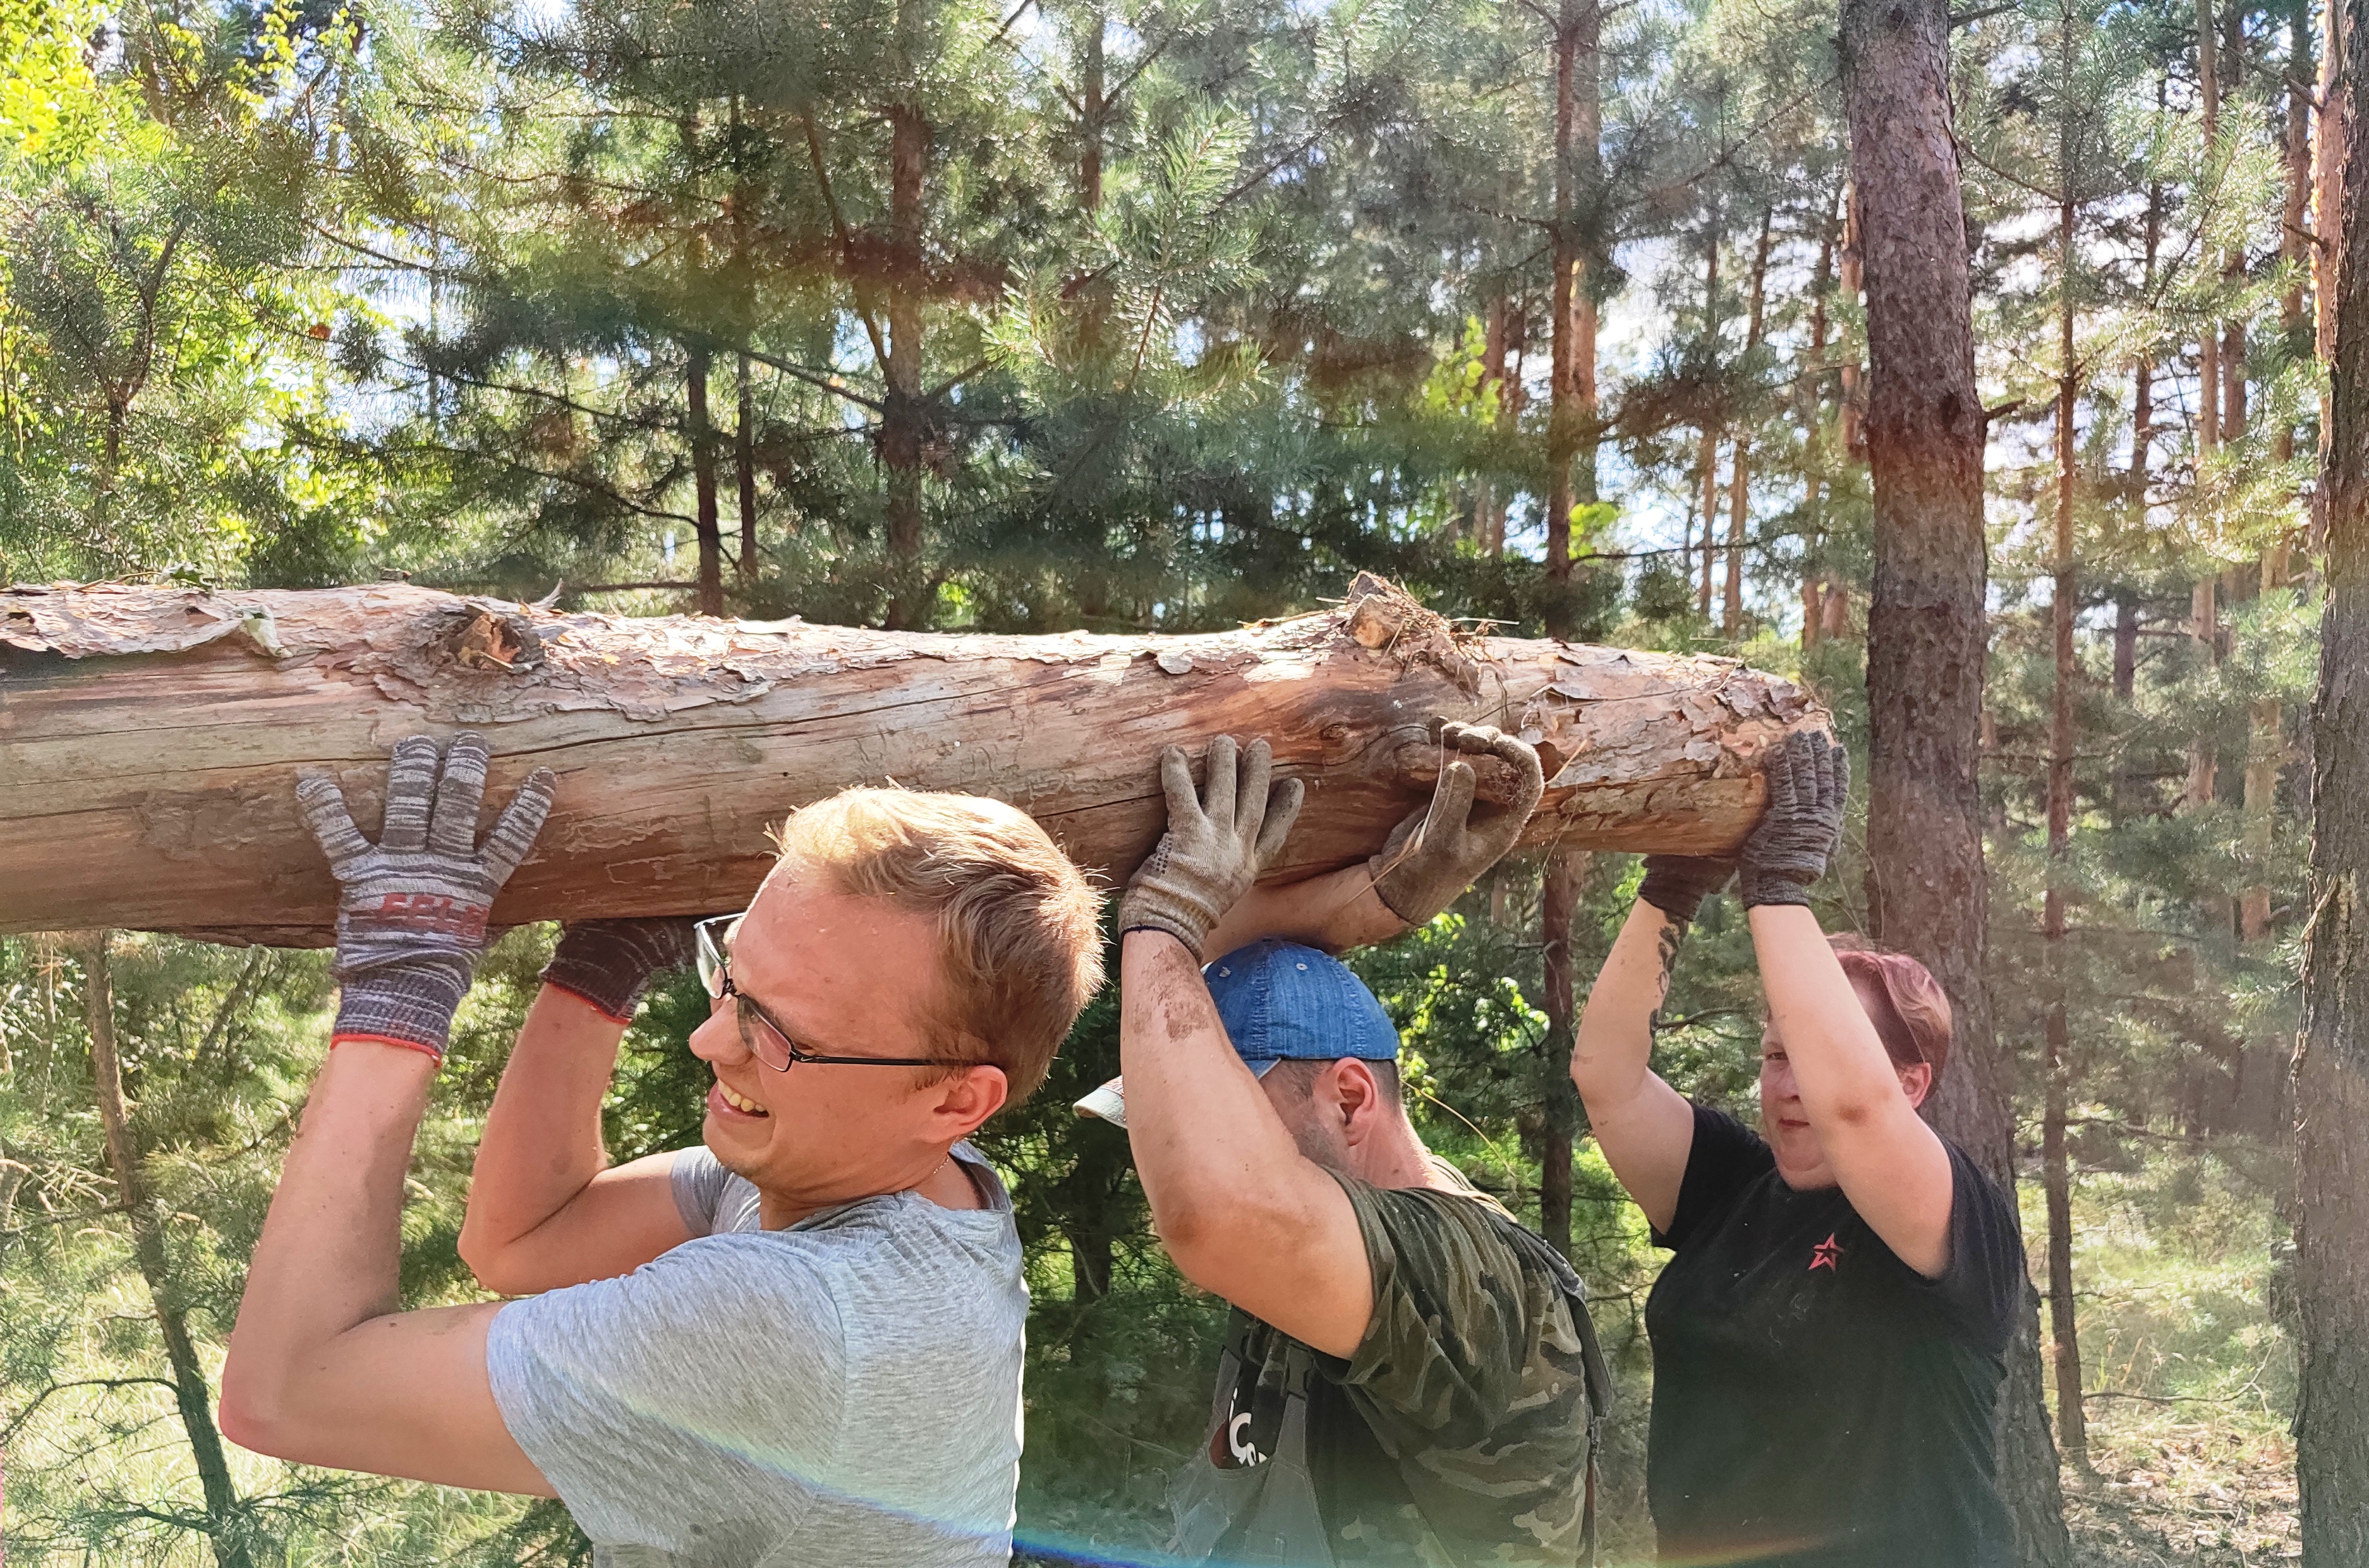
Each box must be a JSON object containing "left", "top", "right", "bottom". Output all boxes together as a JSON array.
[
  {"left": 1080, "top": 721, "right": 1546, "bottom": 1128},
  {"left": 298, "top": 733, "right": 555, "bottom": 1061}
]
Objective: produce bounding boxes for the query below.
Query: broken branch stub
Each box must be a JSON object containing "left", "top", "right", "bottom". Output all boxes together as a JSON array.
[{"left": 0, "top": 574, "right": 1827, "bottom": 944}]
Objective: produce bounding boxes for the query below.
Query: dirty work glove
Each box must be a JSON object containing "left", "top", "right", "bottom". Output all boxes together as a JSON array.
[
  {"left": 542, "top": 919, "right": 698, "bottom": 1025},
  {"left": 1119, "top": 736, "right": 1306, "bottom": 956},
  {"left": 298, "top": 733, "right": 557, "bottom": 1061},
  {"left": 1737, "top": 730, "right": 1848, "bottom": 910},
  {"left": 1369, "top": 722, "right": 1546, "bottom": 927},
  {"left": 1637, "top": 855, "right": 1737, "bottom": 924}
]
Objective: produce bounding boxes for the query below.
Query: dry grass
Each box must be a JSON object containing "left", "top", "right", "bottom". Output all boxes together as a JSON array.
[{"left": 2066, "top": 1406, "right": 2299, "bottom": 1565}]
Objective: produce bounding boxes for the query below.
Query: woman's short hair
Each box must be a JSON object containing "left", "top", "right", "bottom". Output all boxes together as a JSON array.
[
  {"left": 772, "top": 787, "right": 1105, "bottom": 1104},
  {"left": 1827, "top": 935, "right": 1953, "bottom": 1087}
]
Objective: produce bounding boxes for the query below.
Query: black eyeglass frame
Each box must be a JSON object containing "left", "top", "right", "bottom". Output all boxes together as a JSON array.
[{"left": 692, "top": 914, "right": 958, "bottom": 1072}]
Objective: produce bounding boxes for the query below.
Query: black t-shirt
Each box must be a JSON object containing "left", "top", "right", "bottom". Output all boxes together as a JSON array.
[{"left": 1644, "top": 1103, "right": 2025, "bottom": 1568}]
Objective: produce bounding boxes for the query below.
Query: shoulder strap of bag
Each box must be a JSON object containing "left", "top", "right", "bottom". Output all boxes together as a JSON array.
[{"left": 1487, "top": 1215, "right": 1614, "bottom": 1567}]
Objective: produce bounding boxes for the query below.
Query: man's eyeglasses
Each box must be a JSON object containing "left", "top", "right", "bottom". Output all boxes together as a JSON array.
[{"left": 693, "top": 914, "right": 959, "bottom": 1074}]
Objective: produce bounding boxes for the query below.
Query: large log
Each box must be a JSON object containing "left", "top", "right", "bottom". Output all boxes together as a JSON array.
[{"left": 0, "top": 574, "right": 1825, "bottom": 945}]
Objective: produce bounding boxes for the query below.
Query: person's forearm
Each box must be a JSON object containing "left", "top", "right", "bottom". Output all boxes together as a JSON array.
[
  {"left": 1572, "top": 900, "right": 1683, "bottom": 1111},
  {"left": 1119, "top": 931, "right": 1311, "bottom": 1243},
  {"left": 1748, "top": 903, "right": 1904, "bottom": 1121},
  {"left": 457, "top": 985, "right": 627, "bottom": 1282},
  {"left": 223, "top": 1043, "right": 436, "bottom": 1444},
  {"left": 1203, "top": 865, "right": 1410, "bottom": 958}
]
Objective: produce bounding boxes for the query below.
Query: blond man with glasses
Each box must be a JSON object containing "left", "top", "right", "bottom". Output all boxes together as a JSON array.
[{"left": 221, "top": 735, "right": 1103, "bottom": 1568}]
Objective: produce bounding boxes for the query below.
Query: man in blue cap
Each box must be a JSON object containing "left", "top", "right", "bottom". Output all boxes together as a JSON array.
[{"left": 1097, "top": 730, "right": 1611, "bottom": 1567}]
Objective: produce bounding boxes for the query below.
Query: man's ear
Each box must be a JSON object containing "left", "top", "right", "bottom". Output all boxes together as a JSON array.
[
  {"left": 932, "top": 1064, "right": 1010, "bottom": 1137},
  {"left": 1329, "top": 1058, "right": 1384, "bottom": 1142}
]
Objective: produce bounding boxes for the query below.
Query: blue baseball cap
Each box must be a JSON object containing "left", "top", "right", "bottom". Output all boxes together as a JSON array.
[{"left": 1204, "top": 940, "right": 1400, "bottom": 1076}]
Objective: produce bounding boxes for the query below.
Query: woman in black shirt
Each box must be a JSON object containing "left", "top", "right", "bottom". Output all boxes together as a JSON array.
[{"left": 1570, "top": 732, "right": 2026, "bottom": 1568}]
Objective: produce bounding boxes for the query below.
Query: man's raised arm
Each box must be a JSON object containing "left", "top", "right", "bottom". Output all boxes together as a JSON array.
[
  {"left": 1113, "top": 738, "right": 1373, "bottom": 1355},
  {"left": 458, "top": 921, "right": 699, "bottom": 1296},
  {"left": 219, "top": 733, "right": 555, "bottom": 1492}
]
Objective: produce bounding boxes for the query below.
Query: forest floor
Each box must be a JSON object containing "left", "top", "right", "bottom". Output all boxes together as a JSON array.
[{"left": 2064, "top": 1407, "right": 2299, "bottom": 1564}]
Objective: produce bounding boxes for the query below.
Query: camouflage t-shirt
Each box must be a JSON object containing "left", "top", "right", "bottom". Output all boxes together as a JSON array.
[{"left": 1208, "top": 1162, "right": 1600, "bottom": 1566}]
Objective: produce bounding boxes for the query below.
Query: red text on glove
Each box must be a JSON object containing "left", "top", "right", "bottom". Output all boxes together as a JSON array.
[{"left": 357, "top": 894, "right": 490, "bottom": 942}]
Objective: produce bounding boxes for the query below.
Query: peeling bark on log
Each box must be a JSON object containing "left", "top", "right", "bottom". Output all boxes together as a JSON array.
[{"left": 0, "top": 574, "right": 1826, "bottom": 945}]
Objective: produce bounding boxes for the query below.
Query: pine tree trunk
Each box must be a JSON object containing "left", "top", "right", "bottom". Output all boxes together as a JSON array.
[
  {"left": 80, "top": 933, "right": 253, "bottom": 1568},
  {"left": 0, "top": 578, "right": 1825, "bottom": 943},
  {"left": 1069, "top": 1227, "right": 1112, "bottom": 1300},
  {"left": 2188, "top": 578, "right": 2219, "bottom": 809},
  {"left": 882, "top": 24, "right": 932, "bottom": 630},
  {"left": 687, "top": 348, "right": 724, "bottom": 617},
  {"left": 2249, "top": 8, "right": 2315, "bottom": 939},
  {"left": 1697, "top": 432, "right": 1721, "bottom": 616},
  {"left": 1697, "top": 225, "right": 1721, "bottom": 618},
  {"left": 2318, "top": 0, "right": 2352, "bottom": 388},
  {"left": 2243, "top": 555, "right": 2287, "bottom": 939},
  {"left": 2135, "top": 171, "right": 2161, "bottom": 497},
  {"left": 1724, "top": 209, "right": 1772, "bottom": 639},
  {"left": 1838, "top": 183, "right": 1866, "bottom": 462},
  {"left": 1573, "top": 0, "right": 1601, "bottom": 522},
  {"left": 2200, "top": 0, "right": 2223, "bottom": 455},
  {"left": 2042, "top": 174, "right": 2088, "bottom": 1468},
  {"left": 2191, "top": 0, "right": 2226, "bottom": 819},
  {"left": 1477, "top": 294, "right": 1508, "bottom": 557},
  {"left": 1546, "top": 0, "right": 1601, "bottom": 630},
  {"left": 1538, "top": 847, "right": 1588, "bottom": 1258},
  {"left": 1803, "top": 191, "right": 1839, "bottom": 646},
  {"left": 1079, "top": 11, "right": 1105, "bottom": 213},
  {"left": 737, "top": 353, "right": 760, "bottom": 586},
  {"left": 729, "top": 91, "right": 761, "bottom": 591},
  {"left": 1842, "top": 0, "right": 2074, "bottom": 1555},
  {"left": 2283, "top": 0, "right": 2313, "bottom": 437},
  {"left": 2296, "top": 1, "right": 2369, "bottom": 1555},
  {"left": 2112, "top": 590, "right": 2140, "bottom": 817},
  {"left": 2217, "top": 0, "right": 2246, "bottom": 437}
]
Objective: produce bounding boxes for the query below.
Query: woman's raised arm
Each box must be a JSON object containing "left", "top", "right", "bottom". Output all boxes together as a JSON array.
[
  {"left": 1734, "top": 733, "right": 1954, "bottom": 1276},
  {"left": 1572, "top": 859, "right": 1730, "bottom": 1233}
]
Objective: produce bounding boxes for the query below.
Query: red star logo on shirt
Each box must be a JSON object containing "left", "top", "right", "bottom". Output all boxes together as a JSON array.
[{"left": 1809, "top": 1233, "right": 1843, "bottom": 1272}]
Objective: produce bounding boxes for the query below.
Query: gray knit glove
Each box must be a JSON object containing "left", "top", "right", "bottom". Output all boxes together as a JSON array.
[
  {"left": 1736, "top": 730, "right": 1848, "bottom": 909},
  {"left": 1637, "top": 856, "right": 1737, "bottom": 924},
  {"left": 1119, "top": 736, "right": 1306, "bottom": 956},
  {"left": 543, "top": 919, "right": 698, "bottom": 1023},
  {"left": 298, "top": 733, "right": 557, "bottom": 1060},
  {"left": 1370, "top": 722, "right": 1546, "bottom": 926}
]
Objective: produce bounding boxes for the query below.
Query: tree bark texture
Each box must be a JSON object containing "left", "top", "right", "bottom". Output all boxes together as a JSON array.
[
  {"left": 1477, "top": 295, "right": 1510, "bottom": 557},
  {"left": 2188, "top": 579, "right": 2220, "bottom": 810},
  {"left": 1838, "top": 183, "right": 1866, "bottom": 462},
  {"left": 1802, "top": 196, "right": 1839, "bottom": 649},
  {"left": 0, "top": 576, "right": 1824, "bottom": 945},
  {"left": 688, "top": 348, "right": 724, "bottom": 618},
  {"left": 2296, "top": 0, "right": 2369, "bottom": 1550},
  {"left": 80, "top": 932, "right": 253, "bottom": 1568},
  {"left": 1546, "top": 0, "right": 1602, "bottom": 624},
  {"left": 1697, "top": 224, "right": 1721, "bottom": 619},
  {"left": 881, "top": 72, "right": 931, "bottom": 630},
  {"left": 737, "top": 351, "right": 760, "bottom": 587},
  {"left": 2042, "top": 165, "right": 2087, "bottom": 1469},
  {"left": 1724, "top": 208, "right": 1774, "bottom": 639},
  {"left": 2320, "top": 0, "right": 2352, "bottom": 377},
  {"left": 1537, "top": 847, "right": 1588, "bottom": 1259},
  {"left": 2199, "top": 0, "right": 2223, "bottom": 455},
  {"left": 1841, "top": 0, "right": 2074, "bottom": 1557}
]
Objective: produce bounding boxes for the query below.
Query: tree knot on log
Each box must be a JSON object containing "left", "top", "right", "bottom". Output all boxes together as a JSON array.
[
  {"left": 437, "top": 604, "right": 545, "bottom": 673},
  {"left": 1338, "top": 571, "right": 1484, "bottom": 697}
]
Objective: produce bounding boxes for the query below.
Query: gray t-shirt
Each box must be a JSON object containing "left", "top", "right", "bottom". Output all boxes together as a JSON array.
[{"left": 486, "top": 1142, "right": 1026, "bottom": 1568}]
